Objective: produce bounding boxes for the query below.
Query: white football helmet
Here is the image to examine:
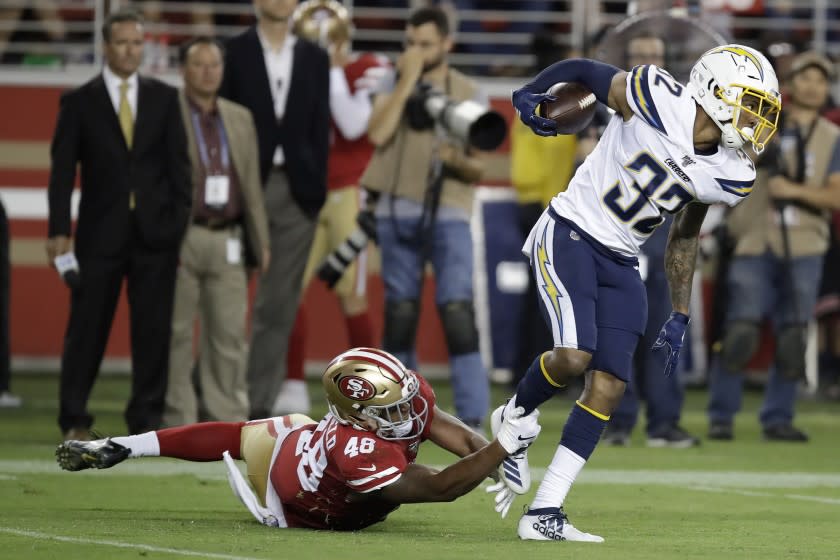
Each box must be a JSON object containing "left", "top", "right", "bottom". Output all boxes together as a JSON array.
[
  {"left": 322, "top": 347, "right": 428, "bottom": 440},
  {"left": 686, "top": 44, "right": 781, "bottom": 152}
]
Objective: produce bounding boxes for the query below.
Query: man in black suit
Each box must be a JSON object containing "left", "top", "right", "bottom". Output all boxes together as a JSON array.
[
  {"left": 220, "top": 0, "right": 329, "bottom": 419},
  {"left": 47, "top": 9, "right": 191, "bottom": 439}
]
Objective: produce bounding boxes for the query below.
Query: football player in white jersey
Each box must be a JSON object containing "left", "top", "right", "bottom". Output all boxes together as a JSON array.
[{"left": 487, "top": 45, "right": 781, "bottom": 541}]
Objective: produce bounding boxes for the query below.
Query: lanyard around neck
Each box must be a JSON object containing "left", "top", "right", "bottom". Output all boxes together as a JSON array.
[{"left": 191, "top": 108, "right": 230, "bottom": 171}]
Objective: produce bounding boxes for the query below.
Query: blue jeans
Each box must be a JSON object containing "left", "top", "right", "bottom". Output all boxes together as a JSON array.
[
  {"left": 707, "top": 251, "right": 823, "bottom": 427},
  {"left": 377, "top": 215, "right": 489, "bottom": 423},
  {"left": 610, "top": 259, "right": 685, "bottom": 435}
]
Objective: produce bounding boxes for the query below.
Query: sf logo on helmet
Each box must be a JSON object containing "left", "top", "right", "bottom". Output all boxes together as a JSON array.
[{"left": 338, "top": 376, "right": 376, "bottom": 401}]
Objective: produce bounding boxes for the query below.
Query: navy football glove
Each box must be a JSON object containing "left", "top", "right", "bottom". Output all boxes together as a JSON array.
[
  {"left": 652, "top": 311, "right": 690, "bottom": 377},
  {"left": 512, "top": 88, "right": 558, "bottom": 137}
]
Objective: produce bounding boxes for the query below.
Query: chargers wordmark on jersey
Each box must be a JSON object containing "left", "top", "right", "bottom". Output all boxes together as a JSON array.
[{"left": 549, "top": 63, "right": 757, "bottom": 257}]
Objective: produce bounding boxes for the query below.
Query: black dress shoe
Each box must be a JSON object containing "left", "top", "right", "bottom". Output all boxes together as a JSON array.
[
  {"left": 763, "top": 424, "right": 809, "bottom": 442},
  {"left": 708, "top": 422, "right": 734, "bottom": 441}
]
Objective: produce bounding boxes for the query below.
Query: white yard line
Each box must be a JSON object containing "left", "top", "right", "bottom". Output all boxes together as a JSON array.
[
  {"left": 0, "top": 527, "right": 263, "bottom": 560},
  {"left": 4, "top": 460, "right": 840, "bottom": 489},
  {"left": 687, "top": 485, "right": 840, "bottom": 506}
]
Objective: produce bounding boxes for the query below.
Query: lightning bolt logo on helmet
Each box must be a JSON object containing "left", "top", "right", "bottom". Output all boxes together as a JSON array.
[{"left": 686, "top": 44, "right": 781, "bottom": 153}]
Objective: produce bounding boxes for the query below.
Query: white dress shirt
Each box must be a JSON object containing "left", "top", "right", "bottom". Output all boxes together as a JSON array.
[
  {"left": 257, "top": 29, "right": 297, "bottom": 166},
  {"left": 102, "top": 64, "right": 138, "bottom": 121}
]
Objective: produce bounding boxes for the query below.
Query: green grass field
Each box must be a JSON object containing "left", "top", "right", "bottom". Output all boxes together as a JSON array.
[{"left": 1, "top": 373, "right": 839, "bottom": 559}]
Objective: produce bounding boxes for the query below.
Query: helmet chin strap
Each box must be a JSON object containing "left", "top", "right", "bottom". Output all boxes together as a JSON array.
[{"left": 720, "top": 122, "right": 746, "bottom": 149}]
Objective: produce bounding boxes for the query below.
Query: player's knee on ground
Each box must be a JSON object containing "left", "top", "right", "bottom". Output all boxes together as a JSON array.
[
  {"left": 721, "top": 320, "right": 761, "bottom": 372},
  {"left": 580, "top": 370, "right": 627, "bottom": 415},
  {"left": 384, "top": 299, "right": 420, "bottom": 352},
  {"left": 439, "top": 300, "right": 479, "bottom": 355},
  {"left": 776, "top": 325, "right": 806, "bottom": 379},
  {"left": 543, "top": 347, "right": 592, "bottom": 383}
]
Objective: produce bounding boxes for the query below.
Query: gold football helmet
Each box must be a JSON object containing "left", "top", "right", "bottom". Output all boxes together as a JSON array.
[
  {"left": 291, "top": 0, "right": 352, "bottom": 49},
  {"left": 322, "top": 347, "right": 428, "bottom": 440}
]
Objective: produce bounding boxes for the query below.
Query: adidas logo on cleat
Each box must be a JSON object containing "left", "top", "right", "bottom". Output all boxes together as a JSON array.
[{"left": 533, "top": 517, "right": 566, "bottom": 541}]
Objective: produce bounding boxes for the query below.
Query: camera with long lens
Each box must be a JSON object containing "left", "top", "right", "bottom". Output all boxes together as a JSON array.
[
  {"left": 317, "top": 191, "right": 380, "bottom": 288},
  {"left": 405, "top": 82, "right": 507, "bottom": 150}
]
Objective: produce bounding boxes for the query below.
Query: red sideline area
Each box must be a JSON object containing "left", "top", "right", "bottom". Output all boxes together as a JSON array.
[
  {"left": 0, "top": 85, "right": 502, "bottom": 364},
  {"left": 1, "top": 84, "right": 777, "bottom": 370}
]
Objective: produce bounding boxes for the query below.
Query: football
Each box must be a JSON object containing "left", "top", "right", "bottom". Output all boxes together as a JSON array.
[{"left": 538, "top": 82, "right": 598, "bottom": 134}]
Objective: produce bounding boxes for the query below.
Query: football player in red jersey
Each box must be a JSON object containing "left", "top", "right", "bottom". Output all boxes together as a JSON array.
[
  {"left": 56, "top": 348, "right": 540, "bottom": 531},
  {"left": 273, "top": 0, "right": 394, "bottom": 415}
]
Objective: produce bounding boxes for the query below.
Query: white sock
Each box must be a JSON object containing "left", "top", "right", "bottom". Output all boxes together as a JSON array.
[
  {"left": 530, "top": 445, "right": 586, "bottom": 510},
  {"left": 111, "top": 431, "right": 160, "bottom": 458},
  {"left": 284, "top": 379, "right": 307, "bottom": 392}
]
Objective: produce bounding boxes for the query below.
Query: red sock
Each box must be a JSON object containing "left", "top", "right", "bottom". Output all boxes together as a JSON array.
[
  {"left": 346, "top": 311, "right": 375, "bottom": 348},
  {"left": 287, "top": 306, "right": 306, "bottom": 381},
  {"left": 156, "top": 422, "right": 246, "bottom": 461}
]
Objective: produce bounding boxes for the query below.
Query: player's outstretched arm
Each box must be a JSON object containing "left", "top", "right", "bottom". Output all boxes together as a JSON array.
[
  {"left": 512, "top": 59, "right": 633, "bottom": 135},
  {"left": 426, "top": 406, "right": 489, "bottom": 458},
  {"left": 377, "top": 409, "right": 540, "bottom": 504},
  {"left": 653, "top": 202, "right": 709, "bottom": 376}
]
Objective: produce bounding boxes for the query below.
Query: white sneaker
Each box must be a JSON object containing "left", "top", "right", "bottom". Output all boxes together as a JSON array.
[
  {"left": 271, "top": 380, "right": 310, "bottom": 416},
  {"left": 0, "top": 391, "right": 22, "bottom": 408},
  {"left": 490, "top": 400, "right": 531, "bottom": 494},
  {"left": 517, "top": 506, "right": 604, "bottom": 542}
]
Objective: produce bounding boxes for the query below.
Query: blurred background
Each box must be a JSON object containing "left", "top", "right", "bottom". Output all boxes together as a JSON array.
[{"left": 0, "top": 0, "right": 838, "bottom": 420}]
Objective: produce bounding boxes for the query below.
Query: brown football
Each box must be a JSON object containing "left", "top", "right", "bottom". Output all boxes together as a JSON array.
[{"left": 538, "top": 82, "right": 597, "bottom": 135}]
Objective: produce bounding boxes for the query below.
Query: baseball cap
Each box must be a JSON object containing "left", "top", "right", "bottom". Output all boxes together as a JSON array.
[{"left": 789, "top": 51, "right": 836, "bottom": 80}]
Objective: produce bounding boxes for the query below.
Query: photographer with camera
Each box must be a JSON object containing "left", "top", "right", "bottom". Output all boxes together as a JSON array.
[
  {"left": 359, "top": 6, "right": 491, "bottom": 429},
  {"left": 707, "top": 52, "right": 840, "bottom": 442}
]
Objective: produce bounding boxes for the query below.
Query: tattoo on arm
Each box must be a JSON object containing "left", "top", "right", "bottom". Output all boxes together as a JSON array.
[{"left": 665, "top": 203, "right": 708, "bottom": 315}]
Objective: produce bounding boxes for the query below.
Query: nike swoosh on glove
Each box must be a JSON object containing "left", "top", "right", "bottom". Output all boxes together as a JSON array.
[
  {"left": 652, "top": 311, "right": 690, "bottom": 377},
  {"left": 495, "top": 406, "right": 541, "bottom": 454},
  {"left": 512, "top": 88, "right": 558, "bottom": 137}
]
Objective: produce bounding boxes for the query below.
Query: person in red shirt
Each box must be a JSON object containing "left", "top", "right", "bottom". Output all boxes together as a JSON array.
[
  {"left": 274, "top": 0, "right": 395, "bottom": 415},
  {"left": 56, "top": 347, "right": 538, "bottom": 530}
]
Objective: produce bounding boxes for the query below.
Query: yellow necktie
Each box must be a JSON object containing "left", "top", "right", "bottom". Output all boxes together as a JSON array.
[{"left": 118, "top": 81, "right": 133, "bottom": 149}]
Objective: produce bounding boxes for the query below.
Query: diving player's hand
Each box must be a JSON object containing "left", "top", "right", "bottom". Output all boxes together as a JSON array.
[
  {"left": 652, "top": 311, "right": 691, "bottom": 377},
  {"left": 495, "top": 406, "right": 541, "bottom": 454},
  {"left": 486, "top": 480, "right": 516, "bottom": 518},
  {"left": 512, "top": 88, "right": 558, "bottom": 137}
]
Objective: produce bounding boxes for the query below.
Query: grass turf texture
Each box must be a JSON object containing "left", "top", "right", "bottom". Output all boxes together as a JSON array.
[{"left": 1, "top": 373, "right": 839, "bottom": 559}]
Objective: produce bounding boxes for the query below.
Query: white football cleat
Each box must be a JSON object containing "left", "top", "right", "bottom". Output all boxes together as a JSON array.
[
  {"left": 271, "top": 379, "right": 311, "bottom": 416},
  {"left": 517, "top": 506, "right": 604, "bottom": 542},
  {"left": 491, "top": 399, "right": 531, "bottom": 494}
]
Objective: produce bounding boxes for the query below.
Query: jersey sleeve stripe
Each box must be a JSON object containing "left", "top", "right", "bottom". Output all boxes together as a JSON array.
[
  {"left": 357, "top": 472, "right": 403, "bottom": 493},
  {"left": 715, "top": 177, "right": 755, "bottom": 197},
  {"left": 347, "top": 466, "right": 401, "bottom": 487},
  {"left": 630, "top": 65, "right": 667, "bottom": 135}
]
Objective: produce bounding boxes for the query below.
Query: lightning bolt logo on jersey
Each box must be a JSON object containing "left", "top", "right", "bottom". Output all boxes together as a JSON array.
[{"left": 551, "top": 64, "right": 757, "bottom": 257}]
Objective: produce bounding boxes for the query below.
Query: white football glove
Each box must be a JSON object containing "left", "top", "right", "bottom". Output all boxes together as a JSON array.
[
  {"left": 485, "top": 480, "right": 516, "bottom": 518},
  {"left": 494, "top": 406, "right": 541, "bottom": 455}
]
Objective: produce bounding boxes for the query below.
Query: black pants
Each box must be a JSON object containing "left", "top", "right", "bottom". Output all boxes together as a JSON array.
[
  {"left": 512, "top": 202, "right": 555, "bottom": 386},
  {"left": 58, "top": 235, "right": 179, "bottom": 434},
  {"left": 0, "top": 200, "right": 10, "bottom": 393}
]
